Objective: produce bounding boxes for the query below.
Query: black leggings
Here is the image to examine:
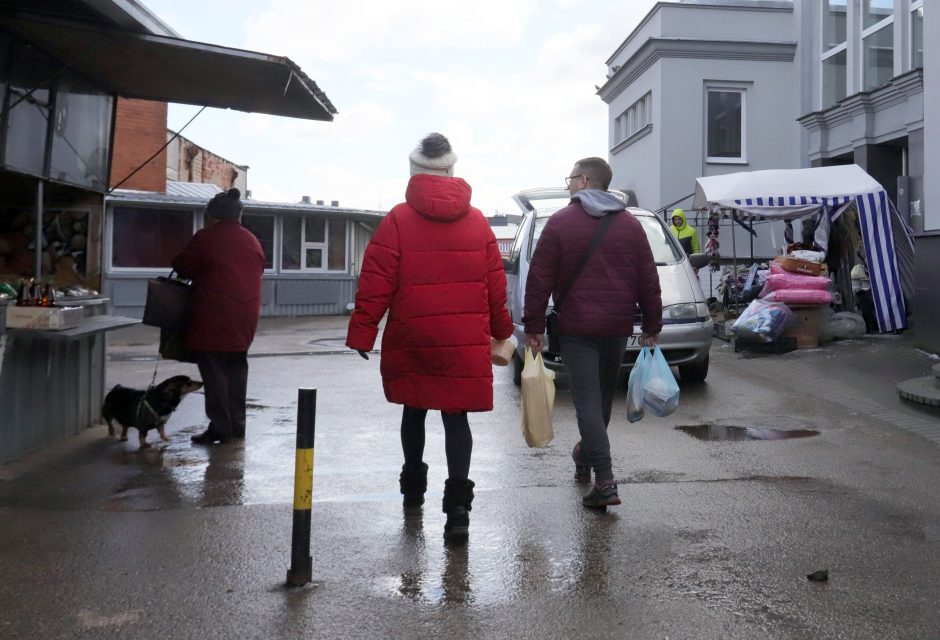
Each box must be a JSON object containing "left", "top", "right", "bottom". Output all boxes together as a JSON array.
[{"left": 401, "top": 406, "right": 472, "bottom": 480}]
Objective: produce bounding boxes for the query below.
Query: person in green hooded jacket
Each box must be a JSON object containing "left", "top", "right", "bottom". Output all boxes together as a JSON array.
[{"left": 669, "top": 208, "right": 700, "bottom": 255}]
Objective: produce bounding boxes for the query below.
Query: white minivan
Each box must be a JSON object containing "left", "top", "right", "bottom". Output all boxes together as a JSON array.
[{"left": 502, "top": 188, "right": 713, "bottom": 384}]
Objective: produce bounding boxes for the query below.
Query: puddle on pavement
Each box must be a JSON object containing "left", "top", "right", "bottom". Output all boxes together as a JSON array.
[{"left": 677, "top": 424, "right": 820, "bottom": 441}]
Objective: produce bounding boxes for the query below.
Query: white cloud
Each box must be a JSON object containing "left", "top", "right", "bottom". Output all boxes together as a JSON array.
[
  {"left": 154, "top": 0, "right": 661, "bottom": 214},
  {"left": 245, "top": 0, "right": 539, "bottom": 65}
]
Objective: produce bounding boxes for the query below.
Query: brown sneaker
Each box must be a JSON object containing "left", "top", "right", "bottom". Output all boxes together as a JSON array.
[
  {"left": 572, "top": 441, "right": 591, "bottom": 483},
  {"left": 582, "top": 482, "right": 621, "bottom": 508}
]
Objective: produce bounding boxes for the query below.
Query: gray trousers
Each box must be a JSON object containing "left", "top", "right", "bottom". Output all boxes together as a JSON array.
[{"left": 559, "top": 335, "right": 628, "bottom": 484}]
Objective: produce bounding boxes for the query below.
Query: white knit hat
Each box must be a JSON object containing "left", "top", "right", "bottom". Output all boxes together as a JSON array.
[{"left": 408, "top": 132, "right": 457, "bottom": 176}]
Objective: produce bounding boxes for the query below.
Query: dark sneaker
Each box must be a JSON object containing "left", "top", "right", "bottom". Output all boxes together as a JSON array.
[
  {"left": 443, "top": 506, "right": 469, "bottom": 541},
  {"left": 582, "top": 483, "right": 621, "bottom": 508},
  {"left": 191, "top": 430, "right": 231, "bottom": 445},
  {"left": 572, "top": 441, "right": 591, "bottom": 483}
]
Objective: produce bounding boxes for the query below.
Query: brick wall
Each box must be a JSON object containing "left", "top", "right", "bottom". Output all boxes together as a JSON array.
[
  {"left": 166, "top": 133, "right": 248, "bottom": 193},
  {"left": 109, "top": 98, "right": 168, "bottom": 192}
]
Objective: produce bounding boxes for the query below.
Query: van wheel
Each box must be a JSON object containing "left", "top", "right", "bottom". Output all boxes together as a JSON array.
[
  {"left": 512, "top": 352, "right": 523, "bottom": 386},
  {"left": 679, "top": 356, "right": 709, "bottom": 383}
]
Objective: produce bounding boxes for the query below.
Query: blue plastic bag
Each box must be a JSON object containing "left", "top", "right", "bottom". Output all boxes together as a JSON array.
[
  {"left": 627, "top": 346, "right": 680, "bottom": 423},
  {"left": 643, "top": 346, "right": 680, "bottom": 417}
]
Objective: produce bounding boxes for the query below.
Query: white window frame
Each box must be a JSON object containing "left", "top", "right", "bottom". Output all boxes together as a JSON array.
[
  {"left": 614, "top": 92, "right": 652, "bottom": 146},
  {"left": 861, "top": 1, "right": 894, "bottom": 36},
  {"left": 107, "top": 204, "right": 199, "bottom": 273},
  {"left": 281, "top": 215, "right": 349, "bottom": 273},
  {"left": 859, "top": 3, "right": 895, "bottom": 92},
  {"left": 820, "top": 1, "right": 848, "bottom": 109},
  {"left": 704, "top": 86, "right": 747, "bottom": 165},
  {"left": 910, "top": 1, "right": 924, "bottom": 70}
]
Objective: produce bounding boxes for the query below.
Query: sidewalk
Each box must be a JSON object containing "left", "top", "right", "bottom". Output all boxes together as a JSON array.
[
  {"left": 108, "top": 315, "right": 357, "bottom": 361},
  {"left": 109, "top": 315, "right": 940, "bottom": 445},
  {"left": 3, "top": 316, "right": 940, "bottom": 639}
]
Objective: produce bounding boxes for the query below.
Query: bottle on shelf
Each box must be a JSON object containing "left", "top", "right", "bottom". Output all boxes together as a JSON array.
[{"left": 16, "top": 280, "right": 29, "bottom": 306}]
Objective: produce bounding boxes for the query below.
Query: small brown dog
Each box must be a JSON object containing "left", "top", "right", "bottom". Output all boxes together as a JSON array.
[{"left": 102, "top": 376, "right": 203, "bottom": 448}]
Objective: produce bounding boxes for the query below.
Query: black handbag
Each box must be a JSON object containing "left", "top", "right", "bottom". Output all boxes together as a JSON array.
[
  {"left": 546, "top": 213, "right": 616, "bottom": 352},
  {"left": 159, "top": 327, "right": 197, "bottom": 363},
  {"left": 143, "top": 270, "right": 192, "bottom": 331}
]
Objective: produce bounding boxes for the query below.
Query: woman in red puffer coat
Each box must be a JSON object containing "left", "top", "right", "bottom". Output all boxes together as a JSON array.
[{"left": 346, "top": 132, "right": 512, "bottom": 541}]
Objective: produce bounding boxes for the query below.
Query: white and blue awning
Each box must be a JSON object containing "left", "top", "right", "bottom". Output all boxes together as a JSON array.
[{"left": 692, "top": 165, "right": 914, "bottom": 333}]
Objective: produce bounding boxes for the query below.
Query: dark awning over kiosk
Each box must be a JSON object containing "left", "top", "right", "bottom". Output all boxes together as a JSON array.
[{"left": 0, "top": 12, "right": 337, "bottom": 121}]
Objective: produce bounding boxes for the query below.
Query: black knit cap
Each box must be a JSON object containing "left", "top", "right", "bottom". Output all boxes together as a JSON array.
[{"left": 206, "top": 188, "right": 243, "bottom": 220}]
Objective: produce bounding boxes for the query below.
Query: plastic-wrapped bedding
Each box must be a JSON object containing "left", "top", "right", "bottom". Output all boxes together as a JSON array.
[{"left": 760, "top": 289, "right": 832, "bottom": 305}]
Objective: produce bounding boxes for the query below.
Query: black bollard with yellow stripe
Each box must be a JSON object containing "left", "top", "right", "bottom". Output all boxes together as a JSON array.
[{"left": 286, "top": 388, "right": 316, "bottom": 587}]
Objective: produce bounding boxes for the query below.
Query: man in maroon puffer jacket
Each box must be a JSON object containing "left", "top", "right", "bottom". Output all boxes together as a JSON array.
[
  {"left": 523, "top": 157, "right": 662, "bottom": 509},
  {"left": 172, "top": 188, "right": 264, "bottom": 445}
]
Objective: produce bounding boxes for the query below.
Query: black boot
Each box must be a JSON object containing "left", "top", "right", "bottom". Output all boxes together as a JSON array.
[
  {"left": 442, "top": 478, "right": 475, "bottom": 541},
  {"left": 399, "top": 462, "right": 429, "bottom": 510}
]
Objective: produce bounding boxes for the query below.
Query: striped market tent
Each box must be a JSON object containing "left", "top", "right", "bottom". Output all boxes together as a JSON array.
[{"left": 692, "top": 164, "right": 914, "bottom": 333}]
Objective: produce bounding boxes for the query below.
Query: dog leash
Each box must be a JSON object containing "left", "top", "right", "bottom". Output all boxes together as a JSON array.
[
  {"left": 134, "top": 359, "right": 163, "bottom": 427},
  {"left": 149, "top": 359, "right": 159, "bottom": 390}
]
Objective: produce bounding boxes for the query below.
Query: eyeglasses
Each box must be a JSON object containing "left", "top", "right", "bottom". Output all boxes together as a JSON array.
[{"left": 565, "top": 174, "right": 586, "bottom": 187}]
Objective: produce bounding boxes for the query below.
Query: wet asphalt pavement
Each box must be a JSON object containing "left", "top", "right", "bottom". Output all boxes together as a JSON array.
[{"left": 2, "top": 318, "right": 940, "bottom": 639}]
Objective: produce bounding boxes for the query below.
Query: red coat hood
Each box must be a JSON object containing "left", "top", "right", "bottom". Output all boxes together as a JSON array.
[{"left": 404, "top": 174, "right": 472, "bottom": 222}]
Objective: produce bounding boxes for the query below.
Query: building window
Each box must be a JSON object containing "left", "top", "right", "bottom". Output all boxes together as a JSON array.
[
  {"left": 705, "top": 88, "right": 745, "bottom": 163},
  {"left": 3, "top": 41, "right": 55, "bottom": 176},
  {"left": 614, "top": 92, "right": 651, "bottom": 145},
  {"left": 862, "top": 0, "right": 893, "bottom": 30},
  {"left": 281, "top": 216, "right": 347, "bottom": 272},
  {"left": 49, "top": 74, "right": 113, "bottom": 191},
  {"left": 911, "top": 3, "right": 924, "bottom": 70},
  {"left": 820, "top": 1, "right": 848, "bottom": 109},
  {"left": 241, "top": 214, "right": 274, "bottom": 270},
  {"left": 862, "top": 24, "right": 894, "bottom": 91},
  {"left": 822, "top": 49, "right": 847, "bottom": 108},
  {"left": 822, "top": 0, "right": 847, "bottom": 51},
  {"left": 111, "top": 207, "right": 194, "bottom": 269}
]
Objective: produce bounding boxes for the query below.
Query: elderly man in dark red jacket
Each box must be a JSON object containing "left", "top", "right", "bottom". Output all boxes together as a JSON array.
[
  {"left": 172, "top": 188, "right": 264, "bottom": 445},
  {"left": 523, "top": 157, "right": 662, "bottom": 508}
]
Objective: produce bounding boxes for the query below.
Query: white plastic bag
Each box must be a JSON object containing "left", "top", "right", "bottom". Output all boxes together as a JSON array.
[
  {"left": 521, "top": 349, "right": 555, "bottom": 447},
  {"left": 643, "top": 346, "right": 680, "bottom": 418},
  {"left": 627, "top": 347, "right": 651, "bottom": 423},
  {"left": 628, "top": 346, "right": 680, "bottom": 422}
]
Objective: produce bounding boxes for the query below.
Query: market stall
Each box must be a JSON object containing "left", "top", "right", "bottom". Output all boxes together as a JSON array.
[{"left": 691, "top": 164, "right": 914, "bottom": 336}]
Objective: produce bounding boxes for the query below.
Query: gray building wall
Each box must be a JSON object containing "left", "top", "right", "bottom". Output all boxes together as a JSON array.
[
  {"left": 918, "top": 3, "right": 940, "bottom": 352},
  {"left": 601, "top": 1, "right": 800, "bottom": 259}
]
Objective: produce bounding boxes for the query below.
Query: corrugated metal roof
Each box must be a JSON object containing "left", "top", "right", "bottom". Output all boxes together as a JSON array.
[
  {"left": 106, "top": 189, "right": 387, "bottom": 222},
  {"left": 1, "top": 11, "right": 337, "bottom": 121},
  {"left": 166, "top": 181, "right": 222, "bottom": 199}
]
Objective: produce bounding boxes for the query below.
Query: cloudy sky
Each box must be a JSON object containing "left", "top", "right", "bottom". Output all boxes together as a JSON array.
[{"left": 144, "top": 0, "right": 661, "bottom": 214}]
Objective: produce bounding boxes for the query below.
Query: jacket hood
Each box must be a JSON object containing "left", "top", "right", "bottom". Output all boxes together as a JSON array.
[
  {"left": 572, "top": 189, "right": 626, "bottom": 218},
  {"left": 405, "top": 174, "right": 472, "bottom": 222},
  {"left": 671, "top": 208, "right": 687, "bottom": 228}
]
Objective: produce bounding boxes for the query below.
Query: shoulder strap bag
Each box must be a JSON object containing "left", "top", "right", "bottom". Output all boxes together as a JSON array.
[{"left": 545, "top": 212, "right": 616, "bottom": 351}]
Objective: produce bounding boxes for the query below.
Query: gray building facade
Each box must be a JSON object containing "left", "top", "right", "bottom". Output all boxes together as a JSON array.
[
  {"left": 599, "top": 0, "right": 801, "bottom": 260},
  {"left": 602, "top": 0, "right": 937, "bottom": 351}
]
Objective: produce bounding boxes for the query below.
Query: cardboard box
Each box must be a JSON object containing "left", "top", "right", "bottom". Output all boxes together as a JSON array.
[
  {"left": 5, "top": 305, "right": 83, "bottom": 330},
  {"left": 781, "top": 305, "right": 823, "bottom": 348},
  {"left": 775, "top": 256, "right": 824, "bottom": 276}
]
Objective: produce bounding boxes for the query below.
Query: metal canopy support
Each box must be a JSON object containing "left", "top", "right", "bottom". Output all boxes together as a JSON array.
[{"left": 35, "top": 179, "right": 43, "bottom": 281}]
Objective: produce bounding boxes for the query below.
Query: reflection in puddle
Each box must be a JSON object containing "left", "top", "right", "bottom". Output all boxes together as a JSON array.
[{"left": 677, "top": 424, "right": 820, "bottom": 441}]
